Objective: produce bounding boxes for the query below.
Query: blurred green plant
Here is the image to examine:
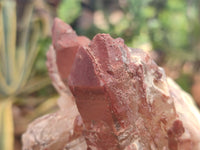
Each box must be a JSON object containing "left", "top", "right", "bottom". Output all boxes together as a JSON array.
[
  {"left": 176, "top": 73, "right": 193, "bottom": 93},
  {"left": 126, "top": 0, "right": 200, "bottom": 91},
  {"left": 0, "top": 0, "right": 53, "bottom": 149},
  {"left": 127, "top": 0, "right": 200, "bottom": 63},
  {"left": 57, "top": 0, "right": 81, "bottom": 24},
  {"left": 0, "top": 0, "right": 50, "bottom": 96},
  {"left": 80, "top": 0, "right": 200, "bottom": 64}
]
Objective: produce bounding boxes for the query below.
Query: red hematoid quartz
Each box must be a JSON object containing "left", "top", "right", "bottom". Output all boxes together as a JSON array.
[{"left": 23, "top": 18, "right": 200, "bottom": 150}]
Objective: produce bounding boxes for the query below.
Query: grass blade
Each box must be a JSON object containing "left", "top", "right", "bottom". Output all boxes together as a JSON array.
[
  {"left": 0, "top": 99, "right": 14, "bottom": 150},
  {"left": 1, "top": 0, "right": 16, "bottom": 85},
  {"left": 0, "top": 1, "right": 6, "bottom": 84},
  {"left": 17, "top": 2, "right": 34, "bottom": 74}
]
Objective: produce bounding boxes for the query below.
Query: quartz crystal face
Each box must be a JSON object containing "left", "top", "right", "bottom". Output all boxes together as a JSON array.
[{"left": 22, "top": 18, "right": 200, "bottom": 150}]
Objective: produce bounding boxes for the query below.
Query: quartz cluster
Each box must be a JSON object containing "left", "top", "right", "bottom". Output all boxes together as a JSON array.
[{"left": 22, "top": 18, "right": 200, "bottom": 150}]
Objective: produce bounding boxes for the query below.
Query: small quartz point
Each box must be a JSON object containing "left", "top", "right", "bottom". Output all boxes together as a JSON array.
[
  {"left": 52, "top": 18, "right": 90, "bottom": 80},
  {"left": 23, "top": 18, "right": 200, "bottom": 150},
  {"left": 22, "top": 37, "right": 87, "bottom": 149}
]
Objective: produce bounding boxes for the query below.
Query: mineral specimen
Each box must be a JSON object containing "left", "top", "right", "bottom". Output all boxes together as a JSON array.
[
  {"left": 22, "top": 45, "right": 87, "bottom": 150},
  {"left": 22, "top": 18, "right": 200, "bottom": 150},
  {"left": 52, "top": 18, "right": 90, "bottom": 80}
]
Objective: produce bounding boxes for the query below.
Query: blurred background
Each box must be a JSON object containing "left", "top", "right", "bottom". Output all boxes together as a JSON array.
[{"left": 0, "top": 0, "right": 200, "bottom": 149}]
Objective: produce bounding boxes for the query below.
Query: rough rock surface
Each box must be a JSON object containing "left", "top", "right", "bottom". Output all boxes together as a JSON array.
[
  {"left": 22, "top": 45, "right": 87, "bottom": 150},
  {"left": 52, "top": 18, "right": 90, "bottom": 80},
  {"left": 22, "top": 102, "right": 86, "bottom": 150},
  {"left": 67, "top": 34, "right": 200, "bottom": 150},
  {"left": 22, "top": 18, "right": 200, "bottom": 150}
]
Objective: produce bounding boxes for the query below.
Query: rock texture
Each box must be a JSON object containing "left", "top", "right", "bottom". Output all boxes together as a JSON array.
[
  {"left": 22, "top": 102, "right": 86, "bottom": 150},
  {"left": 67, "top": 34, "right": 200, "bottom": 150},
  {"left": 22, "top": 45, "right": 87, "bottom": 150},
  {"left": 22, "top": 18, "right": 200, "bottom": 150},
  {"left": 52, "top": 18, "right": 90, "bottom": 80}
]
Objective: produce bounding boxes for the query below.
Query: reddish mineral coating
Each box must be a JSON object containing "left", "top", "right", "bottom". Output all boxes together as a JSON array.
[
  {"left": 22, "top": 18, "right": 200, "bottom": 150},
  {"left": 67, "top": 34, "right": 200, "bottom": 149},
  {"left": 52, "top": 18, "right": 90, "bottom": 79},
  {"left": 22, "top": 44, "right": 87, "bottom": 150}
]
